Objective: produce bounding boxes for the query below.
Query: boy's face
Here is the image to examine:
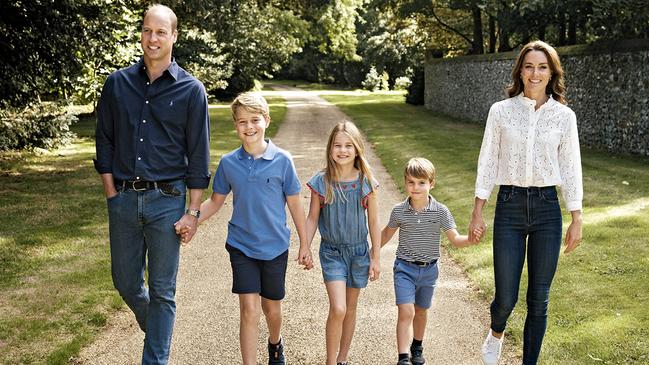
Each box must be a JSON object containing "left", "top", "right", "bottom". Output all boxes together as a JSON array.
[
  {"left": 234, "top": 108, "right": 269, "bottom": 146},
  {"left": 405, "top": 175, "right": 434, "bottom": 201}
]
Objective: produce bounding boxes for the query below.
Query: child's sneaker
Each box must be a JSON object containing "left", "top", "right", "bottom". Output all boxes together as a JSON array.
[
  {"left": 397, "top": 358, "right": 412, "bottom": 365},
  {"left": 268, "top": 338, "right": 285, "bottom": 365},
  {"left": 410, "top": 344, "right": 426, "bottom": 365},
  {"left": 481, "top": 330, "right": 503, "bottom": 365}
]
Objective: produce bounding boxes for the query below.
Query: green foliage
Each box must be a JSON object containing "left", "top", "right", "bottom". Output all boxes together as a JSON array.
[
  {"left": 362, "top": 66, "right": 390, "bottom": 91},
  {"left": 72, "top": 0, "right": 141, "bottom": 105},
  {"left": 0, "top": 103, "right": 77, "bottom": 151},
  {"left": 0, "top": 0, "right": 89, "bottom": 106}
]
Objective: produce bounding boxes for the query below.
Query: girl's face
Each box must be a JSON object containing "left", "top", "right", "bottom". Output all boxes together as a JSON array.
[
  {"left": 520, "top": 50, "right": 552, "bottom": 95},
  {"left": 330, "top": 132, "right": 357, "bottom": 168}
]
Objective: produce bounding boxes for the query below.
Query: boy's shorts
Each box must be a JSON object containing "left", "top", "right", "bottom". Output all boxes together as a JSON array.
[
  {"left": 319, "top": 241, "right": 370, "bottom": 289},
  {"left": 226, "top": 243, "right": 288, "bottom": 300},
  {"left": 393, "top": 258, "right": 439, "bottom": 309}
]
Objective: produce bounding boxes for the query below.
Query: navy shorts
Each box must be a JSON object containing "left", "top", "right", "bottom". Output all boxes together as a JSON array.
[{"left": 226, "top": 243, "right": 288, "bottom": 300}]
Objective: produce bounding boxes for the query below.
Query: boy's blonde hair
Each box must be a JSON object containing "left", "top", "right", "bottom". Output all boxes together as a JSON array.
[
  {"left": 230, "top": 92, "right": 271, "bottom": 122},
  {"left": 323, "top": 121, "right": 376, "bottom": 204},
  {"left": 404, "top": 157, "right": 436, "bottom": 183}
]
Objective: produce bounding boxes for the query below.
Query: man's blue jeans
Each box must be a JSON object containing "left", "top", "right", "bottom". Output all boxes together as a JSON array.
[
  {"left": 490, "top": 185, "right": 562, "bottom": 365},
  {"left": 107, "top": 180, "right": 185, "bottom": 365}
]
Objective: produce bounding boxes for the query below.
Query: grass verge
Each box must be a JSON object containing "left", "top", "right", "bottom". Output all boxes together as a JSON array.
[
  {"left": 0, "top": 97, "right": 285, "bottom": 364},
  {"left": 316, "top": 89, "right": 649, "bottom": 365}
]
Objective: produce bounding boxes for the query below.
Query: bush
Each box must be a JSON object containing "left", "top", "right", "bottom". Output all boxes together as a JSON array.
[
  {"left": 362, "top": 66, "right": 389, "bottom": 91},
  {"left": 394, "top": 76, "right": 412, "bottom": 91},
  {"left": 0, "top": 103, "right": 77, "bottom": 151},
  {"left": 405, "top": 68, "right": 425, "bottom": 105}
]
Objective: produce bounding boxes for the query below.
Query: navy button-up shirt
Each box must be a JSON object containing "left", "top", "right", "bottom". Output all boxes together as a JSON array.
[{"left": 94, "top": 59, "right": 211, "bottom": 189}]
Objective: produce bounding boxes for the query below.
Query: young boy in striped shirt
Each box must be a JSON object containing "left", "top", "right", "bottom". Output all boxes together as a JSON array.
[{"left": 381, "top": 157, "right": 481, "bottom": 365}]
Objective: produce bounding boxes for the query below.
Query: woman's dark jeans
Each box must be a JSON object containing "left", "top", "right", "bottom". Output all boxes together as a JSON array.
[{"left": 490, "top": 185, "right": 563, "bottom": 365}]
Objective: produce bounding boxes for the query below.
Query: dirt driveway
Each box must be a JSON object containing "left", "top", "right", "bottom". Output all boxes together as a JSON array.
[{"left": 76, "top": 86, "right": 519, "bottom": 364}]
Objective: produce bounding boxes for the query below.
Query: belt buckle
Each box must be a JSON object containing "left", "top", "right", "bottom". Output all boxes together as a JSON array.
[{"left": 131, "top": 180, "right": 148, "bottom": 191}]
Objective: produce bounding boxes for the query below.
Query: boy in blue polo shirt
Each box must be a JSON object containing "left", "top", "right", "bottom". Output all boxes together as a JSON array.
[
  {"left": 380, "top": 157, "right": 480, "bottom": 365},
  {"left": 180, "top": 92, "right": 313, "bottom": 365}
]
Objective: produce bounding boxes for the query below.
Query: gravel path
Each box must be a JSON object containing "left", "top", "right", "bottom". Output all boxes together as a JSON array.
[{"left": 76, "top": 86, "right": 519, "bottom": 364}]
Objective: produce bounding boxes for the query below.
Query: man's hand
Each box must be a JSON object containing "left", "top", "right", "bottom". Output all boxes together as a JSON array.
[{"left": 174, "top": 214, "right": 199, "bottom": 246}]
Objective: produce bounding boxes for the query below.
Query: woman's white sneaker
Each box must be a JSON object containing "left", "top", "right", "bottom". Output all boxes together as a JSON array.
[{"left": 481, "top": 330, "right": 503, "bottom": 365}]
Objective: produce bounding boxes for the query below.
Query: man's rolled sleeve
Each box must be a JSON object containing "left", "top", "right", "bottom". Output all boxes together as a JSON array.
[{"left": 185, "top": 82, "right": 211, "bottom": 189}]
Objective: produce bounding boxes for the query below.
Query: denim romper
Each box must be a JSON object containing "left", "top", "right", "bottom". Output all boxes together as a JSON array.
[{"left": 307, "top": 172, "right": 376, "bottom": 288}]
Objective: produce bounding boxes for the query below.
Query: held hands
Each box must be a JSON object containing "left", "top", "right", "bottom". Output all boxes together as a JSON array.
[
  {"left": 174, "top": 214, "right": 199, "bottom": 246},
  {"left": 296, "top": 246, "right": 314, "bottom": 270},
  {"left": 468, "top": 213, "right": 487, "bottom": 243},
  {"left": 369, "top": 258, "right": 380, "bottom": 281}
]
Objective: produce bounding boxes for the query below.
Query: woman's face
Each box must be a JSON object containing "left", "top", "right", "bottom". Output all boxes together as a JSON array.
[{"left": 520, "top": 50, "right": 552, "bottom": 95}]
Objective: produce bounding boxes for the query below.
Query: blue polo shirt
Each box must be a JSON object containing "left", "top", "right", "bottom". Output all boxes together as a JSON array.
[{"left": 213, "top": 140, "right": 301, "bottom": 260}]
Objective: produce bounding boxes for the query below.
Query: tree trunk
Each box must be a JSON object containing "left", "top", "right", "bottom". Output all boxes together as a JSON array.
[
  {"left": 489, "top": 15, "right": 496, "bottom": 53},
  {"left": 471, "top": 6, "right": 484, "bottom": 54},
  {"left": 568, "top": 7, "right": 577, "bottom": 44},
  {"left": 558, "top": 10, "right": 566, "bottom": 46},
  {"left": 497, "top": 13, "right": 511, "bottom": 52}
]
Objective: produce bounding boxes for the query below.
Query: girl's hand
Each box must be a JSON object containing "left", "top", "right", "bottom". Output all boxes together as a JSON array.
[
  {"left": 369, "top": 259, "right": 380, "bottom": 281},
  {"left": 296, "top": 246, "right": 314, "bottom": 270}
]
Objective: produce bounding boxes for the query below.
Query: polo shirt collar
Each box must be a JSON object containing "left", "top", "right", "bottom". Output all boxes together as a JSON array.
[
  {"left": 137, "top": 57, "right": 179, "bottom": 80},
  {"left": 405, "top": 195, "right": 438, "bottom": 211},
  {"left": 236, "top": 139, "right": 278, "bottom": 160}
]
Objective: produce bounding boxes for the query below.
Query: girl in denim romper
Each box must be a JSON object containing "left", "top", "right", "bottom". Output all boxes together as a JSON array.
[{"left": 306, "top": 121, "right": 381, "bottom": 365}]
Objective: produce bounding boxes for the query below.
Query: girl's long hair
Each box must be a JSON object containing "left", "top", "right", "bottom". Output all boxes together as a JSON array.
[
  {"left": 507, "top": 40, "right": 567, "bottom": 105},
  {"left": 323, "top": 121, "right": 376, "bottom": 204}
]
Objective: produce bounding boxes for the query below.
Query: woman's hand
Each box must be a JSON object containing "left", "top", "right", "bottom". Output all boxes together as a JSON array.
[
  {"left": 564, "top": 210, "right": 583, "bottom": 254},
  {"left": 469, "top": 198, "right": 488, "bottom": 243}
]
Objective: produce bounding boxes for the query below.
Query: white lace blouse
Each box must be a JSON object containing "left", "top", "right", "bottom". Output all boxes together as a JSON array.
[{"left": 475, "top": 93, "right": 583, "bottom": 211}]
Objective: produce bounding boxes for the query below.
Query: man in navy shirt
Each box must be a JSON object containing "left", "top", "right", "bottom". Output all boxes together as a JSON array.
[{"left": 94, "top": 4, "right": 210, "bottom": 364}]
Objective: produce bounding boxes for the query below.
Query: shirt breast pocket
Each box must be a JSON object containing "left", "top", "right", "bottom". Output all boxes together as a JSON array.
[
  {"left": 159, "top": 99, "right": 188, "bottom": 127},
  {"left": 427, "top": 219, "right": 441, "bottom": 233},
  {"left": 265, "top": 176, "right": 283, "bottom": 194}
]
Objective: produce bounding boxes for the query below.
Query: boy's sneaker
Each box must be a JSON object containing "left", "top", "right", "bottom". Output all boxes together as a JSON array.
[
  {"left": 397, "top": 358, "right": 412, "bottom": 365},
  {"left": 336, "top": 363, "right": 348, "bottom": 365},
  {"left": 410, "top": 345, "right": 426, "bottom": 365},
  {"left": 268, "top": 339, "right": 285, "bottom": 365},
  {"left": 481, "top": 330, "right": 503, "bottom": 365}
]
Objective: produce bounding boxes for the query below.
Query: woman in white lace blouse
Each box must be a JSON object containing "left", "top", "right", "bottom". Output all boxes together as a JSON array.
[{"left": 469, "top": 41, "right": 583, "bottom": 365}]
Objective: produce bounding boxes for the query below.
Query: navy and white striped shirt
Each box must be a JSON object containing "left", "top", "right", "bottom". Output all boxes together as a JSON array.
[{"left": 387, "top": 195, "right": 456, "bottom": 262}]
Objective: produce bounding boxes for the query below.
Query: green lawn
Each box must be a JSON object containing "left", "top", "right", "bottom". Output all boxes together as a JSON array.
[
  {"left": 315, "top": 90, "right": 649, "bottom": 365},
  {"left": 0, "top": 97, "right": 285, "bottom": 364}
]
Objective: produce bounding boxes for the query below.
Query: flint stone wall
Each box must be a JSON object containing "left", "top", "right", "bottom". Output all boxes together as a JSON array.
[{"left": 424, "top": 39, "right": 649, "bottom": 156}]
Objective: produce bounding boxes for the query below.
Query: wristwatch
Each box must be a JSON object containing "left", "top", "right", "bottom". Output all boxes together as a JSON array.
[{"left": 185, "top": 208, "right": 200, "bottom": 218}]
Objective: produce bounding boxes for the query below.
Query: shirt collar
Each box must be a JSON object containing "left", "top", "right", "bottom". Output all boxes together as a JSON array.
[
  {"left": 236, "top": 139, "right": 278, "bottom": 161},
  {"left": 405, "top": 195, "right": 437, "bottom": 211},
  {"left": 137, "top": 58, "right": 179, "bottom": 80},
  {"left": 517, "top": 92, "right": 556, "bottom": 110}
]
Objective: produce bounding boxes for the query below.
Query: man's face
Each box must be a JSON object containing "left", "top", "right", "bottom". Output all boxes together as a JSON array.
[{"left": 141, "top": 9, "right": 177, "bottom": 64}]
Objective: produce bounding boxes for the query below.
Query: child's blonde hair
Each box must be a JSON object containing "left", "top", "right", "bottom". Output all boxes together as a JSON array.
[
  {"left": 404, "top": 157, "right": 436, "bottom": 183},
  {"left": 230, "top": 92, "right": 271, "bottom": 122},
  {"left": 323, "top": 121, "right": 376, "bottom": 204}
]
